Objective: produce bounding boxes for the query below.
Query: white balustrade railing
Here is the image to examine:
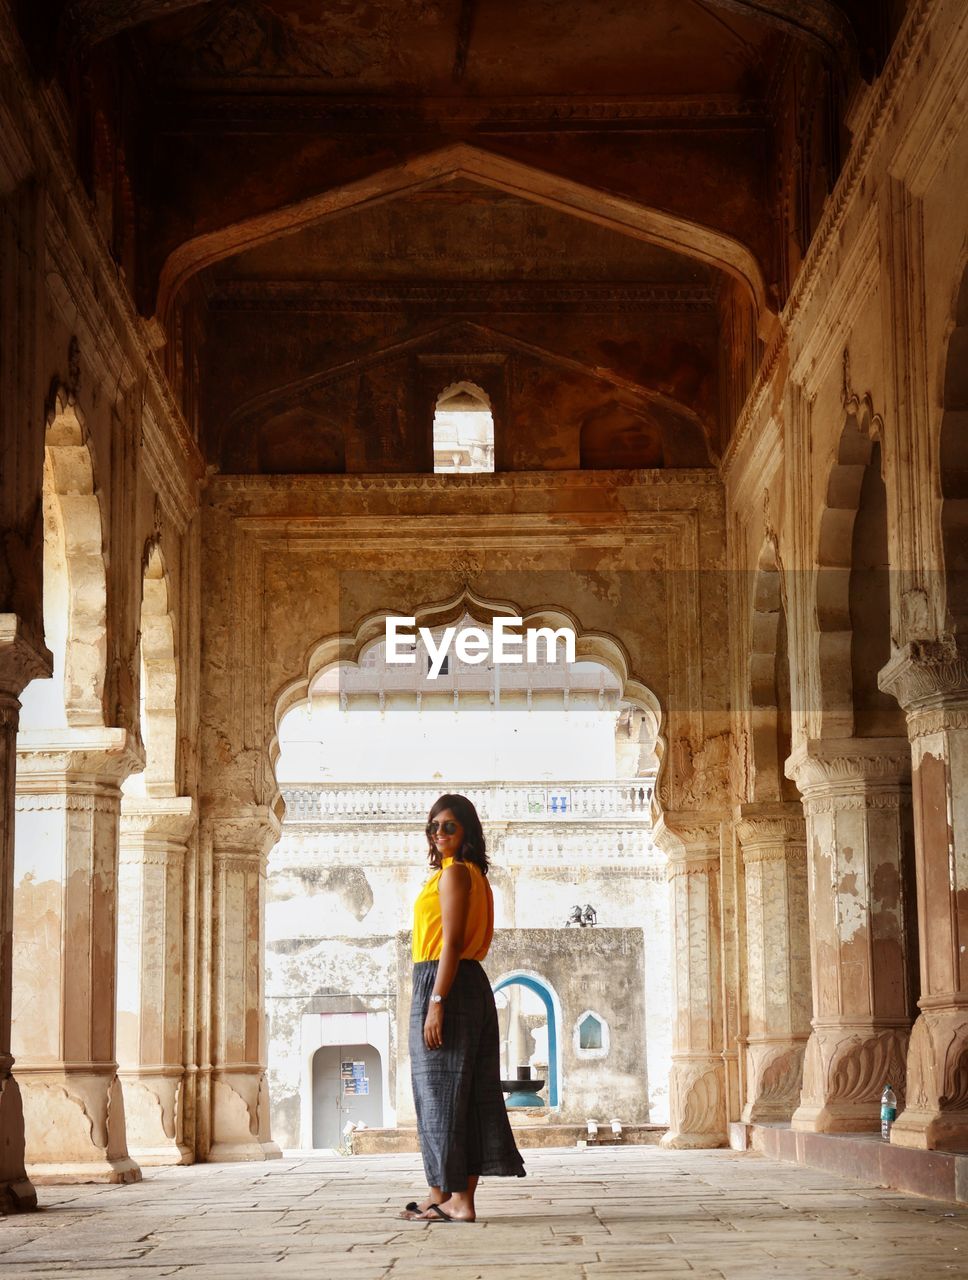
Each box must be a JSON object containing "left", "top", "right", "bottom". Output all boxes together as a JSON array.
[{"left": 281, "top": 780, "right": 654, "bottom": 826}]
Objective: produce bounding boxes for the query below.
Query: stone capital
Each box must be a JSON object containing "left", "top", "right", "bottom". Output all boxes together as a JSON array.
[
  {"left": 203, "top": 805, "right": 282, "bottom": 860},
  {"left": 15, "top": 727, "right": 144, "bottom": 787},
  {"left": 784, "top": 738, "right": 911, "bottom": 799},
  {"left": 653, "top": 811, "right": 722, "bottom": 867},
  {"left": 878, "top": 637, "right": 968, "bottom": 714},
  {"left": 0, "top": 614, "right": 52, "bottom": 701},
  {"left": 734, "top": 802, "right": 806, "bottom": 852},
  {"left": 120, "top": 795, "right": 196, "bottom": 843}
]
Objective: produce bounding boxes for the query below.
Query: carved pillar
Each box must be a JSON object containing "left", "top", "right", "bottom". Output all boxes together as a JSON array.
[
  {"left": 0, "top": 618, "right": 49, "bottom": 1210},
  {"left": 12, "top": 728, "right": 143, "bottom": 1182},
  {"left": 205, "top": 812, "right": 281, "bottom": 1162},
  {"left": 117, "top": 796, "right": 195, "bottom": 1165},
  {"left": 786, "top": 739, "right": 915, "bottom": 1133},
  {"left": 655, "top": 815, "right": 727, "bottom": 1148},
  {"left": 735, "top": 804, "right": 811, "bottom": 1121},
  {"left": 880, "top": 639, "right": 968, "bottom": 1149}
]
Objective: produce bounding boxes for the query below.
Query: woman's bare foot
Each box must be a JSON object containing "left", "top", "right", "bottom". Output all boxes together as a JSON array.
[{"left": 420, "top": 1190, "right": 475, "bottom": 1222}]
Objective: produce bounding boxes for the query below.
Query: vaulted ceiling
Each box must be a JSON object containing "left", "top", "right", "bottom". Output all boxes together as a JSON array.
[{"left": 15, "top": 0, "right": 908, "bottom": 473}]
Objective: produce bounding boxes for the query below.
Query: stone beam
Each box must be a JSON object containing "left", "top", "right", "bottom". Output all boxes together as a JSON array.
[
  {"left": 56, "top": 1, "right": 211, "bottom": 52},
  {"left": 704, "top": 1, "right": 856, "bottom": 72}
]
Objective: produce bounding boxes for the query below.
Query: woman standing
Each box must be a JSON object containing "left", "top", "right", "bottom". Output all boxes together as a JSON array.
[{"left": 403, "top": 793, "right": 525, "bottom": 1223}]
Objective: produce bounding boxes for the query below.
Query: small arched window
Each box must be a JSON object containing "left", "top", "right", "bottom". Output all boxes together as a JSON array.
[
  {"left": 433, "top": 383, "right": 494, "bottom": 474},
  {"left": 574, "top": 1010, "right": 609, "bottom": 1059}
]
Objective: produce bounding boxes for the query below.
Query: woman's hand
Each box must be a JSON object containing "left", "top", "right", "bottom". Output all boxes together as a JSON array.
[{"left": 424, "top": 1000, "right": 444, "bottom": 1050}]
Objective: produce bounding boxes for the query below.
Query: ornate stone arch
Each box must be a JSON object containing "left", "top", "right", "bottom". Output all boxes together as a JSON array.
[
  {"left": 125, "top": 542, "right": 178, "bottom": 797},
  {"left": 267, "top": 584, "right": 664, "bottom": 815},
  {"left": 814, "top": 396, "right": 900, "bottom": 738},
  {"left": 157, "top": 144, "right": 770, "bottom": 325},
  {"left": 19, "top": 388, "right": 107, "bottom": 730},
  {"left": 748, "top": 540, "right": 796, "bottom": 802}
]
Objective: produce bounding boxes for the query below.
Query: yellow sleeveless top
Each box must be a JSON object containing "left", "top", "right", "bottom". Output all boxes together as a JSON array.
[{"left": 412, "top": 856, "right": 494, "bottom": 963}]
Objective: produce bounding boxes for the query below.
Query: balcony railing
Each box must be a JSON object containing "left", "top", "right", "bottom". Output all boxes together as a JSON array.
[{"left": 281, "top": 780, "right": 654, "bottom": 825}]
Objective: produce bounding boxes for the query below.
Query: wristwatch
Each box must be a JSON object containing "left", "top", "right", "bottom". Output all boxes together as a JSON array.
[{"left": 431, "top": 994, "right": 445, "bottom": 1005}]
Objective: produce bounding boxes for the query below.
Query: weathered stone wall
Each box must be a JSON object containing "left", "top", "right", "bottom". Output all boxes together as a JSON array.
[
  {"left": 393, "top": 928, "right": 650, "bottom": 1128},
  {"left": 265, "top": 814, "right": 667, "bottom": 1145}
]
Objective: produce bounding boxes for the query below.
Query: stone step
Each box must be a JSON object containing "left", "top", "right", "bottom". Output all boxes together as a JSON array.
[{"left": 350, "top": 1124, "right": 667, "bottom": 1155}]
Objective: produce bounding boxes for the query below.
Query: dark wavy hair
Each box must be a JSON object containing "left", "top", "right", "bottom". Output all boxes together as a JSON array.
[{"left": 426, "top": 793, "right": 489, "bottom": 876}]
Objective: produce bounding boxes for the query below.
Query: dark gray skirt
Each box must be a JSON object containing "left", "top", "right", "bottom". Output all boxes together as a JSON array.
[{"left": 410, "top": 959, "right": 526, "bottom": 1192}]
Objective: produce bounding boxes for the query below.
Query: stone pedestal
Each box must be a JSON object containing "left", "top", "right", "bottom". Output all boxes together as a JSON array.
[
  {"left": 654, "top": 815, "right": 727, "bottom": 1149},
  {"left": 0, "top": 617, "right": 50, "bottom": 1210},
  {"left": 206, "top": 812, "right": 281, "bottom": 1162},
  {"left": 880, "top": 639, "right": 968, "bottom": 1150},
  {"left": 13, "top": 727, "right": 143, "bottom": 1183},
  {"left": 786, "top": 739, "right": 915, "bottom": 1134},
  {"left": 117, "top": 796, "right": 196, "bottom": 1165},
  {"left": 736, "top": 805, "right": 811, "bottom": 1122}
]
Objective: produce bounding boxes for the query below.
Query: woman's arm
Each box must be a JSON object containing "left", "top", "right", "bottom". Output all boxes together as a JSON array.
[{"left": 423, "top": 862, "right": 471, "bottom": 1050}]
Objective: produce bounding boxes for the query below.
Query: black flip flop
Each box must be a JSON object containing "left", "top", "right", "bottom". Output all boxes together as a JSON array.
[
  {"left": 423, "top": 1203, "right": 473, "bottom": 1223},
  {"left": 404, "top": 1201, "right": 420, "bottom": 1213}
]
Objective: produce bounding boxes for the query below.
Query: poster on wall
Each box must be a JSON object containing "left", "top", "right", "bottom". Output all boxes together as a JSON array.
[{"left": 341, "top": 1061, "right": 369, "bottom": 1096}]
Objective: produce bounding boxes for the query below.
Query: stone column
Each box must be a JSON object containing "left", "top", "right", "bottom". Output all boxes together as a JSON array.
[
  {"left": 206, "top": 812, "right": 281, "bottom": 1162},
  {"left": 880, "top": 639, "right": 968, "bottom": 1149},
  {"left": 0, "top": 617, "right": 49, "bottom": 1210},
  {"left": 13, "top": 727, "right": 142, "bottom": 1182},
  {"left": 786, "top": 739, "right": 915, "bottom": 1133},
  {"left": 654, "top": 815, "right": 727, "bottom": 1148},
  {"left": 117, "top": 796, "right": 195, "bottom": 1165},
  {"left": 735, "top": 804, "right": 811, "bottom": 1121}
]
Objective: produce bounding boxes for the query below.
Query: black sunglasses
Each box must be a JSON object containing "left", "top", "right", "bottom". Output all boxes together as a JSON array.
[{"left": 426, "top": 820, "right": 460, "bottom": 836}]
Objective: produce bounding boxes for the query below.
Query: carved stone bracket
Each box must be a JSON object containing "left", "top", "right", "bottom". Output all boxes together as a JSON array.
[
  {"left": 0, "top": 615, "right": 52, "bottom": 700},
  {"left": 15, "top": 728, "right": 144, "bottom": 787},
  {"left": 735, "top": 802, "right": 807, "bottom": 854},
  {"left": 120, "top": 795, "right": 196, "bottom": 844},
  {"left": 653, "top": 812, "right": 722, "bottom": 861},
  {"left": 879, "top": 638, "right": 968, "bottom": 741},
  {"left": 204, "top": 807, "right": 282, "bottom": 863}
]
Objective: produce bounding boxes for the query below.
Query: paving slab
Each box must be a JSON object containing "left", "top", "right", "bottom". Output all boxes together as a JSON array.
[{"left": 4, "top": 1146, "right": 968, "bottom": 1278}]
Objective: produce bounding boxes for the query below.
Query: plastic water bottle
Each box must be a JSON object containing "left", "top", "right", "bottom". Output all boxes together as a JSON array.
[{"left": 880, "top": 1084, "right": 898, "bottom": 1140}]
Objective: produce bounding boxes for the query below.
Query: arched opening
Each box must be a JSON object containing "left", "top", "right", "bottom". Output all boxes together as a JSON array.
[
  {"left": 575, "top": 1010, "right": 610, "bottom": 1059},
  {"left": 264, "top": 594, "right": 665, "bottom": 1143},
  {"left": 311, "top": 1043, "right": 384, "bottom": 1150},
  {"left": 123, "top": 545, "right": 178, "bottom": 799},
  {"left": 815, "top": 411, "right": 904, "bottom": 738},
  {"left": 749, "top": 545, "right": 798, "bottom": 801},
  {"left": 18, "top": 395, "right": 108, "bottom": 732},
  {"left": 432, "top": 383, "right": 494, "bottom": 474},
  {"left": 940, "top": 264, "right": 968, "bottom": 633},
  {"left": 492, "top": 973, "right": 562, "bottom": 1108}
]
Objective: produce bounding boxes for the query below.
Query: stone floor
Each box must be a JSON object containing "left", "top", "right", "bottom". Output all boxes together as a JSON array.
[{"left": 3, "top": 1146, "right": 968, "bottom": 1279}]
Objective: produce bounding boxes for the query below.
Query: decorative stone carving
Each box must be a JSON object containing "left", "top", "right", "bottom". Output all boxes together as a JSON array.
[
  {"left": 675, "top": 733, "right": 731, "bottom": 810},
  {"left": 878, "top": 637, "right": 968, "bottom": 717},
  {"left": 786, "top": 740, "right": 916, "bottom": 1134},
  {"left": 794, "top": 1027, "right": 909, "bottom": 1132},
  {"left": 665, "top": 1061, "right": 726, "bottom": 1148}
]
